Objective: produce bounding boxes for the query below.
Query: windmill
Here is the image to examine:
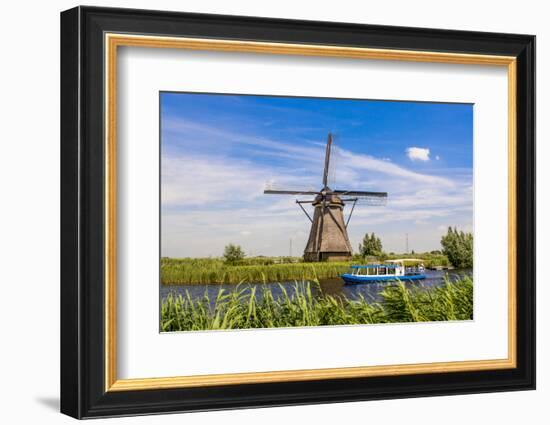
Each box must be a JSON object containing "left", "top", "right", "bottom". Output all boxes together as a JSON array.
[{"left": 264, "top": 133, "right": 388, "bottom": 262}]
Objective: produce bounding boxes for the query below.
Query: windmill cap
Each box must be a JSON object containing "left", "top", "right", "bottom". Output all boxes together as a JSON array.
[{"left": 313, "top": 192, "right": 344, "bottom": 205}]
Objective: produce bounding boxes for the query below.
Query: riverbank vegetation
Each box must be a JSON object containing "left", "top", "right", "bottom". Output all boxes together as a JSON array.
[
  {"left": 441, "top": 227, "right": 474, "bottom": 268},
  {"left": 162, "top": 226, "right": 472, "bottom": 285},
  {"left": 160, "top": 276, "right": 473, "bottom": 331},
  {"left": 354, "top": 232, "right": 453, "bottom": 268},
  {"left": 161, "top": 252, "right": 455, "bottom": 285},
  {"left": 161, "top": 257, "right": 349, "bottom": 284}
]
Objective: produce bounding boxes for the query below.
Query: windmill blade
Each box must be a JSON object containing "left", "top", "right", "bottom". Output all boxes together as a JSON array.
[
  {"left": 326, "top": 133, "right": 342, "bottom": 189},
  {"left": 353, "top": 196, "right": 388, "bottom": 206},
  {"left": 339, "top": 197, "right": 385, "bottom": 204},
  {"left": 264, "top": 189, "right": 320, "bottom": 195},
  {"left": 334, "top": 190, "right": 388, "bottom": 206},
  {"left": 322, "top": 133, "right": 333, "bottom": 187},
  {"left": 332, "top": 190, "right": 387, "bottom": 198}
]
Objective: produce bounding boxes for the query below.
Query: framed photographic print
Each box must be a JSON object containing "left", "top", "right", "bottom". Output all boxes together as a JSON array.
[{"left": 60, "top": 6, "right": 535, "bottom": 419}]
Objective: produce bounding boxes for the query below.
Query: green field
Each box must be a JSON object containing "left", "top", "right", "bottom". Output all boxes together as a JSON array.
[
  {"left": 160, "top": 254, "right": 451, "bottom": 285},
  {"left": 160, "top": 276, "right": 473, "bottom": 331}
]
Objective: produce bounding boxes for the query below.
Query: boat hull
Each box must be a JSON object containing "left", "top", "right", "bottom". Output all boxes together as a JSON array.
[{"left": 341, "top": 273, "right": 426, "bottom": 284}]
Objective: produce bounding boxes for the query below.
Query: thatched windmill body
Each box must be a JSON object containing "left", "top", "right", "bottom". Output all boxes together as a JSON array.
[{"left": 264, "top": 134, "right": 388, "bottom": 262}]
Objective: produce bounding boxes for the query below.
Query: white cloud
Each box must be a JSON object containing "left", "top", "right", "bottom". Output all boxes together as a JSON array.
[
  {"left": 406, "top": 147, "right": 431, "bottom": 161},
  {"left": 165, "top": 117, "right": 453, "bottom": 186},
  {"left": 161, "top": 154, "right": 267, "bottom": 207},
  {"left": 337, "top": 148, "right": 453, "bottom": 188}
]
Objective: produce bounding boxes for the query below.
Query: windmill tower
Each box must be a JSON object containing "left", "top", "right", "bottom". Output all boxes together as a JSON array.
[{"left": 264, "top": 133, "right": 388, "bottom": 262}]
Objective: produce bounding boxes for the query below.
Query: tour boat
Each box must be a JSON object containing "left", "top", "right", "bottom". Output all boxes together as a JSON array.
[{"left": 340, "top": 259, "right": 426, "bottom": 284}]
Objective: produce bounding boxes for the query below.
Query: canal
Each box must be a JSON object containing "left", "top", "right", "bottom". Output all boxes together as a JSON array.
[{"left": 160, "top": 269, "right": 472, "bottom": 305}]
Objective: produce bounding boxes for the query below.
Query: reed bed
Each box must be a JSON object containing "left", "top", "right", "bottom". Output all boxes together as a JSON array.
[
  {"left": 160, "top": 276, "right": 473, "bottom": 331},
  {"left": 160, "top": 255, "right": 453, "bottom": 285},
  {"left": 161, "top": 258, "right": 350, "bottom": 284}
]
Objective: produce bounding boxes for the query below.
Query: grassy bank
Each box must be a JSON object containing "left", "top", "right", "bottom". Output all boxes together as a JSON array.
[
  {"left": 161, "top": 257, "right": 350, "bottom": 284},
  {"left": 161, "top": 254, "right": 452, "bottom": 285},
  {"left": 160, "top": 276, "right": 473, "bottom": 331}
]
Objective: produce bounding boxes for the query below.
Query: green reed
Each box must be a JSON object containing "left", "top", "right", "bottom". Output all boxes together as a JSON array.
[
  {"left": 160, "top": 254, "right": 455, "bottom": 285},
  {"left": 161, "top": 257, "right": 351, "bottom": 284},
  {"left": 160, "top": 276, "right": 473, "bottom": 331}
]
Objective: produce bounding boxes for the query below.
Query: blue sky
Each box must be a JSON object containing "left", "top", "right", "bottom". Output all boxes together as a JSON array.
[{"left": 161, "top": 92, "right": 473, "bottom": 257}]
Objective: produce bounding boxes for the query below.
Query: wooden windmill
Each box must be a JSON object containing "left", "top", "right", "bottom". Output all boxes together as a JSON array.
[{"left": 264, "top": 133, "right": 388, "bottom": 262}]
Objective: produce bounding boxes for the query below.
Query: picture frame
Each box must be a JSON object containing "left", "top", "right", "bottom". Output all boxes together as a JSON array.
[{"left": 60, "top": 5, "right": 535, "bottom": 419}]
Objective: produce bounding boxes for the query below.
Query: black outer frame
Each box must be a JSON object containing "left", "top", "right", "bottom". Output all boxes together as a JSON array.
[{"left": 60, "top": 6, "right": 535, "bottom": 419}]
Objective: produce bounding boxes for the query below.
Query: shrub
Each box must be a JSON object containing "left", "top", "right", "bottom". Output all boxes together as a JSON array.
[{"left": 223, "top": 243, "right": 245, "bottom": 264}]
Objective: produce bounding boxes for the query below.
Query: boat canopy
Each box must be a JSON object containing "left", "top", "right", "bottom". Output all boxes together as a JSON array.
[
  {"left": 387, "top": 258, "right": 425, "bottom": 263},
  {"left": 350, "top": 264, "right": 399, "bottom": 269}
]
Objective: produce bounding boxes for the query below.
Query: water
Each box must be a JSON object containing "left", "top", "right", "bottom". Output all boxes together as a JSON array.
[{"left": 160, "top": 269, "right": 472, "bottom": 305}]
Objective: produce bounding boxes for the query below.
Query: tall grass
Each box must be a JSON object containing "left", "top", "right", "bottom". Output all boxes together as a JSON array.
[
  {"left": 161, "top": 254, "right": 455, "bottom": 285},
  {"left": 160, "top": 276, "right": 473, "bottom": 331},
  {"left": 161, "top": 257, "right": 350, "bottom": 284}
]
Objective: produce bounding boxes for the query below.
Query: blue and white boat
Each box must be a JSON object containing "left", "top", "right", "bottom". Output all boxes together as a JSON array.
[{"left": 341, "top": 259, "right": 426, "bottom": 284}]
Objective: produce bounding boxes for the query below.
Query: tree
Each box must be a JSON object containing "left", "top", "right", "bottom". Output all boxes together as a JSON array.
[
  {"left": 358, "top": 232, "right": 383, "bottom": 257},
  {"left": 440, "top": 227, "right": 473, "bottom": 268},
  {"left": 223, "top": 243, "right": 245, "bottom": 264}
]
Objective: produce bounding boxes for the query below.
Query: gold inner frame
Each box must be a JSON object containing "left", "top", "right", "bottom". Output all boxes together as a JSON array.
[{"left": 104, "top": 33, "right": 517, "bottom": 392}]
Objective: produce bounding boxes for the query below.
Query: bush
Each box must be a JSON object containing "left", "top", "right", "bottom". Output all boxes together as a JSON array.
[{"left": 223, "top": 244, "right": 245, "bottom": 264}]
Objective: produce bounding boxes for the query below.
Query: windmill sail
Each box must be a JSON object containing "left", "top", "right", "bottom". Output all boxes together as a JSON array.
[
  {"left": 322, "top": 133, "right": 333, "bottom": 188},
  {"left": 332, "top": 190, "right": 387, "bottom": 197},
  {"left": 264, "top": 189, "right": 320, "bottom": 195},
  {"left": 326, "top": 134, "right": 342, "bottom": 189},
  {"left": 332, "top": 190, "right": 388, "bottom": 206}
]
